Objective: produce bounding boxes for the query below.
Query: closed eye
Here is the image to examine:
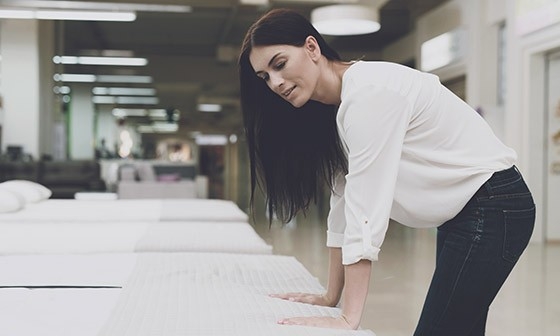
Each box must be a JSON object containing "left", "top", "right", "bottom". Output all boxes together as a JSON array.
[
  {"left": 273, "top": 61, "right": 286, "bottom": 70},
  {"left": 257, "top": 73, "right": 269, "bottom": 81}
]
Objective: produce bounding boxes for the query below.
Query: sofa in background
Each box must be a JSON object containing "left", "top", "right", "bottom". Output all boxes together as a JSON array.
[
  {"left": 108, "top": 161, "right": 208, "bottom": 199},
  {"left": 0, "top": 160, "right": 105, "bottom": 199}
]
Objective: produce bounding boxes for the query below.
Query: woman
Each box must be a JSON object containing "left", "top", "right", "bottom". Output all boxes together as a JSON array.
[{"left": 239, "top": 8, "right": 535, "bottom": 335}]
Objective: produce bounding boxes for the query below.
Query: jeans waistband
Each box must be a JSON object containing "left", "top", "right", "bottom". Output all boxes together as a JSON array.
[{"left": 473, "top": 165, "right": 520, "bottom": 197}]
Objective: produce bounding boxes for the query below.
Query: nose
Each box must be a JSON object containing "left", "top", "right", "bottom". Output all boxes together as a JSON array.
[{"left": 268, "top": 72, "right": 284, "bottom": 92}]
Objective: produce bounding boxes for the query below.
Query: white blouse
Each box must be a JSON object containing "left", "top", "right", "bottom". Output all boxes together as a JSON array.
[{"left": 327, "top": 61, "right": 516, "bottom": 265}]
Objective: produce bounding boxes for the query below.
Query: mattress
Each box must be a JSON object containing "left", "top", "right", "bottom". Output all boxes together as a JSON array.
[
  {"left": 0, "top": 288, "right": 121, "bottom": 336},
  {"left": 98, "top": 253, "right": 376, "bottom": 336},
  {"left": 0, "top": 221, "right": 272, "bottom": 255},
  {"left": 159, "top": 199, "right": 249, "bottom": 221},
  {"left": 0, "top": 254, "right": 137, "bottom": 287},
  {"left": 0, "top": 198, "right": 249, "bottom": 222}
]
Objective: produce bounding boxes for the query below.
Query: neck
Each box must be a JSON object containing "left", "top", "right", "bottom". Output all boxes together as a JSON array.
[{"left": 311, "top": 58, "right": 352, "bottom": 105}]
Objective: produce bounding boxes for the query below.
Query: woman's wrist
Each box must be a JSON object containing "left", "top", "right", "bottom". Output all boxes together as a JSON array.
[
  {"left": 321, "top": 292, "right": 339, "bottom": 307},
  {"left": 340, "top": 312, "right": 360, "bottom": 329}
]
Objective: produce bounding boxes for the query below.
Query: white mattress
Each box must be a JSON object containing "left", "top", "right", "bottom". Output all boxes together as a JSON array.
[
  {"left": 136, "top": 221, "right": 272, "bottom": 254},
  {"left": 159, "top": 199, "right": 249, "bottom": 221},
  {"left": 0, "top": 288, "right": 121, "bottom": 336},
  {"left": 0, "top": 198, "right": 249, "bottom": 222},
  {"left": 0, "top": 254, "right": 137, "bottom": 287},
  {"left": 0, "top": 221, "right": 272, "bottom": 255},
  {"left": 98, "top": 253, "right": 375, "bottom": 336}
]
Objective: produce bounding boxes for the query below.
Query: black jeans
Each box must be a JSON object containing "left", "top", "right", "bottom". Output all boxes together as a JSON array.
[{"left": 414, "top": 166, "right": 535, "bottom": 336}]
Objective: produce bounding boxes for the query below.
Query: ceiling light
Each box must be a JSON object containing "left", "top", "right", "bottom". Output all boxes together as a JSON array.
[
  {"left": 0, "top": 1, "right": 191, "bottom": 13},
  {"left": 195, "top": 135, "right": 228, "bottom": 146},
  {"left": 137, "top": 123, "right": 179, "bottom": 134},
  {"left": 53, "top": 73, "right": 96, "bottom": 82},
  {"left": 311, "top": 5, "right": 380, "bottom": 36},
  {"left": 36, "top": 10, "right": 136, "bottom": 21},
  {"left": 112, "top": 109, "right": 172, "bottom": 120},
  {"left": 93, "top": 96, "right": 159, "bottom": 105},
  {"left": 112, "top": 108, "right": 148, "bottom": 118},
  {"left": 148, "top": 109, "right": 168, "bottom": 118},
  {"left": 53, "top": 74, "right": 152, "bottom": 83},
  {"left": 152, "top": 122, "right": 178, "bottom": 132},
  {"left": 53, "top": 86, "right": 71, "bottom": 94},
  {"left": 96, "top": 75, "right": 152, "bottom": 83},
  {"left": 93, "top": 87, "right": 156, "bottom": 96},
  {"left": 53, "top": 56, "right": 147, "bottom": 66},
  {"left": 198, "top": 104, "right": 222, "bottom": 112},
  {"left": 0, "top": 8, "right": 136, "bottom": 21}
]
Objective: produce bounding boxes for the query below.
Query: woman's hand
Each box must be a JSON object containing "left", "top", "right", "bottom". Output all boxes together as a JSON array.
[
  {"left": 277, "top": 315, "right": 354, "bottom": 329},
  {"left": 269, "top": 292, "right": 337, "bottom": 307}
]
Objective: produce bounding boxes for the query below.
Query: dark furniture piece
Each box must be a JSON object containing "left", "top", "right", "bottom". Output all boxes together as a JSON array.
[{"left": 0, "top": 160, "right": 105, "bottom": 199}]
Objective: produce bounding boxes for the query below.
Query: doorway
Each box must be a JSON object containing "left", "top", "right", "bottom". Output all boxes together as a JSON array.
[{"left": 545, "top": 50, "right": 560, "bottom": 241}]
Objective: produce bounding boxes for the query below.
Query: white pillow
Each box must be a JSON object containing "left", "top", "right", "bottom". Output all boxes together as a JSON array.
[
  {"left": 0, "top": 180, "right": 52, "bottom": 203},
  {"left": 0, "top": 189, "right": 25, "bottom": 213}
]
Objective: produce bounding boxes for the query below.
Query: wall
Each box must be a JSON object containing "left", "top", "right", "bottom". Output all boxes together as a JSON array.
[{"left": 505, "top": 0, "right": 560, "bottom": 242}]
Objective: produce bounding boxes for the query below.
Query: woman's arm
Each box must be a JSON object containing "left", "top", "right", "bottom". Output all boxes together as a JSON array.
[
  {"left": 341, "top": 259, "right": 372, "bottom": 328},
  {"left": 277, "top": 257, "right": 372, "bottom": 330},
  {"left": 269, "top": 247, "right": 344, "bottom": 306},
  {"left": 324, "top": 247, "right": 345, "bottom": 305}
]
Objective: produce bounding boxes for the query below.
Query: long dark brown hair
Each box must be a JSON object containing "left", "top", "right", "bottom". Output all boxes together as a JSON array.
[{"left": 239, "top": 8, "right": 347, "bottom": 223}]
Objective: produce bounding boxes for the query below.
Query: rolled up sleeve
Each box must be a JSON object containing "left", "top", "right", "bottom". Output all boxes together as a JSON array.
[{"left": 338, "top": 85, "right": 411, "bottom": 265}]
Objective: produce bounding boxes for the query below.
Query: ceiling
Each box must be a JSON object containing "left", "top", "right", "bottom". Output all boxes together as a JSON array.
[{"left": 3, "top": 0, "right": 449, "bottom": 135}]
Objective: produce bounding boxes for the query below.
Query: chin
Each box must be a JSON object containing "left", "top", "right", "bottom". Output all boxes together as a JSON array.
[{"left": 289, "top": 98, "right": 308, "bottom": 108}]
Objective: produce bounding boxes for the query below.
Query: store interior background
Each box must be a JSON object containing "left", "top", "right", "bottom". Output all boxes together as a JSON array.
[
  {"left": 2, "top": 0, "right": 560, "bottom": 250},
  {"left": 1, "top": 1, "right": 560, "bottom": 334}
]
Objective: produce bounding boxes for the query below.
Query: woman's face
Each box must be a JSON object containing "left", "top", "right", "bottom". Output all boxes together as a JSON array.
[{"left": 249, "top": 39, "right": 321, "bottom": 108}]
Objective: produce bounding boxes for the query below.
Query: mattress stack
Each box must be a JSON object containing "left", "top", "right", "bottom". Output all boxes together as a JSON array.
[{"left": 0, "top": 196, "right": 376, "bottom": 335}]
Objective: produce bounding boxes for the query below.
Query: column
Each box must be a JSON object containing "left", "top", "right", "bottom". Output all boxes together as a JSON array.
[
  {"left": 0, "top": 19, "right": 54, "bottom": 159},
  {"left": 68, "top": 83, "right": 95, "bottom": 159}
]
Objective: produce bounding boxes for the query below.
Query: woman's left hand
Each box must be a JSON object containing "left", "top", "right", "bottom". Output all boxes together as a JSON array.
[{"left": 277, "top": 315, "right": 353, "bottom": 329}]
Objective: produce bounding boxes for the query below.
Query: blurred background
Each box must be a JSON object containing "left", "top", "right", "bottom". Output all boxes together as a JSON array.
[{"left": 2, "top": 0, "right": 560, "bottom": 255}]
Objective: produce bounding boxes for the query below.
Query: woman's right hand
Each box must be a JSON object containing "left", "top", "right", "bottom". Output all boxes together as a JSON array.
[{"left": 269, "top": 292, "right": 337, "bottom": 307}]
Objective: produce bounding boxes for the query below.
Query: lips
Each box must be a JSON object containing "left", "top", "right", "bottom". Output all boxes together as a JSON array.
[{"left": 282, "top": 86, "right": 296, "bottom": 97}]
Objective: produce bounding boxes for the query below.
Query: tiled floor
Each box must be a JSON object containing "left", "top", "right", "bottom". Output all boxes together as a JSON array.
[{"left": 251, "top": 204, "right": 560, "bottom": 336}]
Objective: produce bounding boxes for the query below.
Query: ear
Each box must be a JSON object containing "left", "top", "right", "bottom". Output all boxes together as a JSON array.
[{"left": 304, "top": 36, "right": 321, "bottom": 61}]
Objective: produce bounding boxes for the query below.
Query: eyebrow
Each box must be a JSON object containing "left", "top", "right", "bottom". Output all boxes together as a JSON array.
[{"left": 255, "top": 52, "right": 282, "bottom": 75}]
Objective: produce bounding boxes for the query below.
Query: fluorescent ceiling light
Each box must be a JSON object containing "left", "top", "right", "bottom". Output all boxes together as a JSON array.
[
  {"left": 53, "top": 56, "right": 147, "bottom": 66},
  {"left": 53, "top": 73, "right": 96, "bottom": 82},
  {"left": 198, "top": 104, "right": 222, "bottom": 112},
  {"left": 138, "top": 123, "right": 179, "bottom": 133},
  {"left": 239, "top": 0, "right": 268, "bottom": 5},
  {"left": 96, "top": 75, "right": 152, "bottom": 83},
  {"left": 0, "top": 8, "right": 136, "bottom": 21},
  {"left": 137, "top": 125, "right": 154, "bottom": 133},
  {"left": 112, "top": 108, "right": 148, "bottom": 118},
  {"left": 36, "top": 10, "right": 135, "bottom": 21},
  {"left": 53, "top": 86, "right": 71, "bottom": 94},
  {"left": 112, "top": 108, "right": 168, "bottom": 119},
  {"left": 93, "top": 87, "right": 156, "bottom": 96},
  {"left": 311, "top": 5, "right": 380, "bottom": 36},
  {"left": 148, "top": 109, "right": 168, "bottom": 118},
  {"left": 53, "top": 73, "right": 152, "bottom": 83},
  {"left": 152, "top": 122, "right": 178, "bottom": 132},
  {"left": 93, "top": 96, "right": 159, "bottom": 105},
  {"left": 195, "top": 135, "right": 228, "bottom": 146},
  {"left": 0, "top": 1, "right": 191, "bottom": 13}
]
